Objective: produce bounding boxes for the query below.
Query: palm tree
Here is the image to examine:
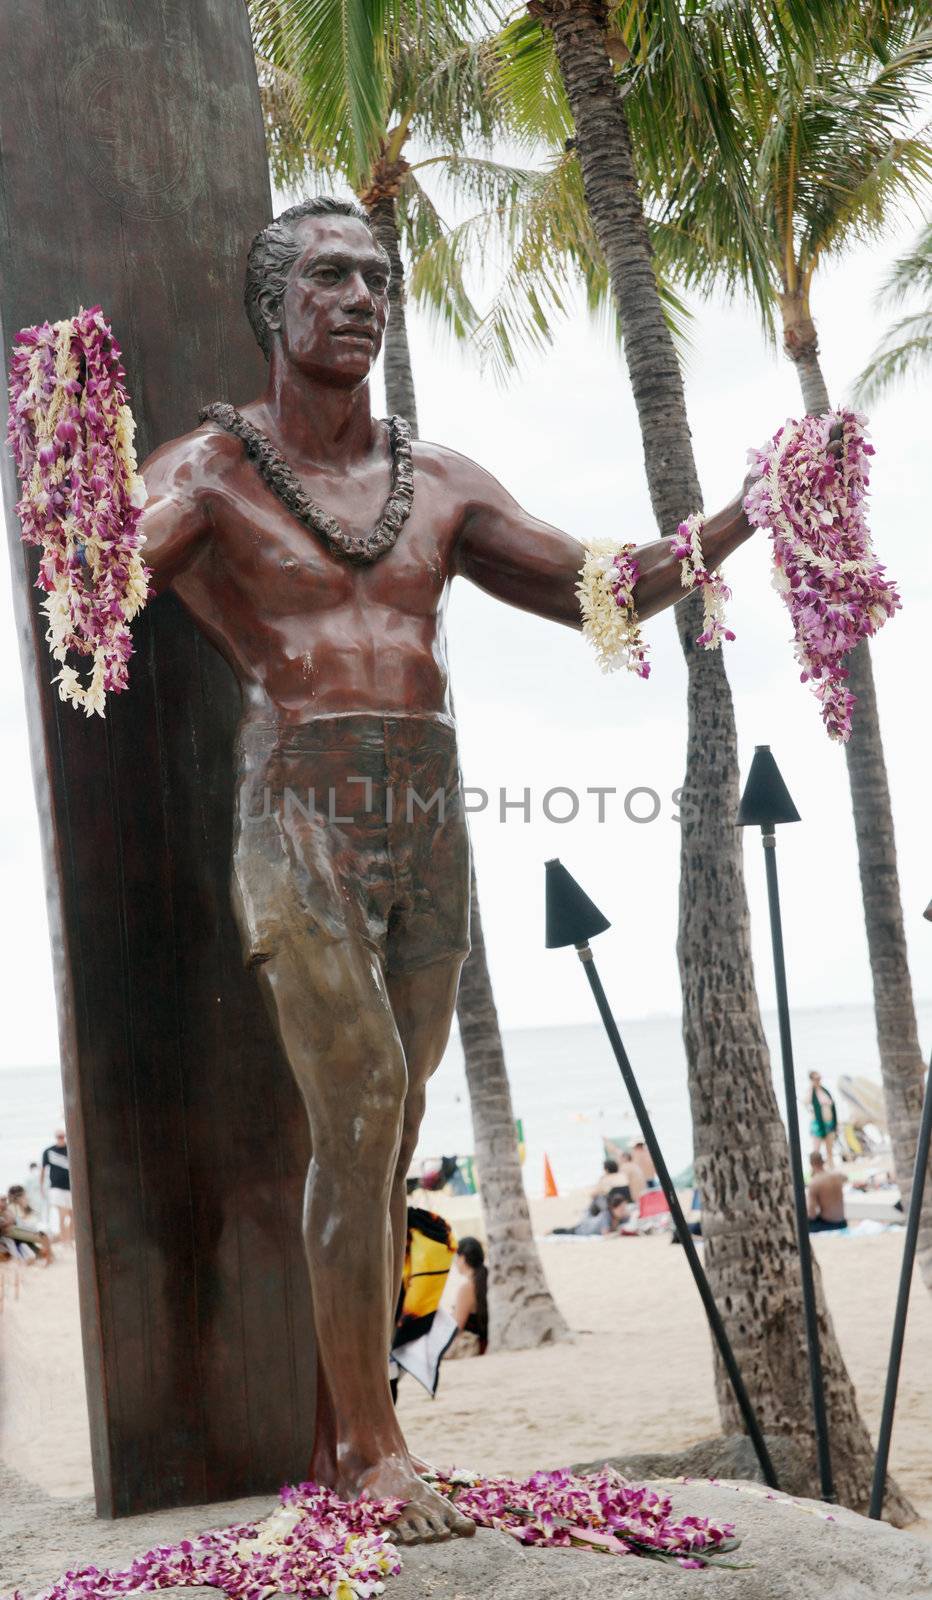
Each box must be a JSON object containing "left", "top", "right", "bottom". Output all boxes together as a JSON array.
[
  {"left": 248, "top": 0, "right": 568, "bottom": 1351},
  {"left": 425, "top": 0, "right": 913, "bottom": 1515},
  {"left": 648, "top": 18, "right": 932, "bottom": 1295},
  {"left": 854, "top": 221, "right": 932, "bottom": 401}
]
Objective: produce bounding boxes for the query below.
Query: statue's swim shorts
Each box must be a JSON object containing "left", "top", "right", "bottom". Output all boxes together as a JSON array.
[{"left": 232, "top": 711, "right": 471, "bottom": 978}]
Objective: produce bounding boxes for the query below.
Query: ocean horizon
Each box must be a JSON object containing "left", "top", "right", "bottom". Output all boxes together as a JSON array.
[{"left": 3, "top": 999, "right": 930, "bottom": 1199}]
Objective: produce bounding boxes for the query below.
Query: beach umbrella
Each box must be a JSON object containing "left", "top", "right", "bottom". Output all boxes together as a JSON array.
[
  {"left": 544, "top": 858, "right": 779, "bottom": 1490},
  {"left": 737, "top": 746, "right": 834, "bottom": 1502},
  {"left": 869, "top": 896, "right": 932, "bottom": 1518}
]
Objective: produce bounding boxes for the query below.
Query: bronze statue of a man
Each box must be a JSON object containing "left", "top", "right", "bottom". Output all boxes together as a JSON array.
[{"left": 140, "top": 196, "right": 755, "bottom": 1543}]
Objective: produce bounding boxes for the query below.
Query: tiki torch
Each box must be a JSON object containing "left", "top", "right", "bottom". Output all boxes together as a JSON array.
[
  {"left": 737, "top": 745, "right": 834, "bottom": 1501},
  {"left": 545, "top": 858, "right": 779, "bottom": 1490},
  {"left": 868, "top": 897, "right": 932, "bottom": 1519}
]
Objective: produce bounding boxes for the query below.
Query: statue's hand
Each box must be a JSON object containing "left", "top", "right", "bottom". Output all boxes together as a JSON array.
[{"left": 739, "top": 418, "right": 844, "bottom": 514}]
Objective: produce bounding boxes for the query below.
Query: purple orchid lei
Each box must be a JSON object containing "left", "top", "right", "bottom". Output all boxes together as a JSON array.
[
  {"left": 5, "top": 1470, "right": 739, "bottom": 1600},
  {"left": 6, "top": 307, "right": 151, "bottom": 717},
  {"left": 6, "top": 1482, "right": 404, "bottom": 1600},
  {"left": 743, "top": 410, "right": 900, "bottom": 741},
  {"left": 429, "top": 1466, "right": 738, "bottom": 1569}
]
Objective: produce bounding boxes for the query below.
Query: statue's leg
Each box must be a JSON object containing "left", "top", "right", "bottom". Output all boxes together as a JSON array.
[
  {"left": 252, "top": 933, "right": 474, "bottom": 1544},
  {"left": 385, "top": 954, "right": 465, "bottom": 1306}
]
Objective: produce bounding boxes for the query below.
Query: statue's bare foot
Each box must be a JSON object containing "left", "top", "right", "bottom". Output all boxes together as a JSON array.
[{"left": 355, "top": 1455, "right": 475, "bottom": 1545}]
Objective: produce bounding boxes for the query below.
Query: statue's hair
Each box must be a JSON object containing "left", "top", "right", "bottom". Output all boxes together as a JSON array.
[{"left": 244, "top": 196, "right": 387, "bottom": 359}]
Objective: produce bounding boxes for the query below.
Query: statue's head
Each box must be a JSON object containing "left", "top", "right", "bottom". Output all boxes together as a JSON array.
[{"left": 245, "top": 196, "right": 390, "bottom": 384}]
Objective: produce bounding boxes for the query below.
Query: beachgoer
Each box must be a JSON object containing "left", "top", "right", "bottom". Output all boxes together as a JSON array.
[
  {"left": 592, "top": 1164, "right": 621, "bottom": 1203},
  {"left": 591, "top": 1158, "right": 620, "bottom": 1206},
  {"left": 601, "top": 1188, "right": 635, "bottom": 1237},
  {"left": 0, "top": 1191, "right": 53, "bottom": 1264},
  {"left": 447, "top": 1236, "right": 489, "bottom": 1358},
  {"left": 616, "top": 1152, "right": 646, "bottom": 1202},
  {"left": 41, "top": 1129, "right": 73, "bottom": 1244},
  {"left": 808, "top": 1071, "right": 839, "bottom": 1168},
  {"left": 807, "top": 1152, "right": 846, "bottom": 1232},
  {"left": 632, "top": 1141, "right": 658, "bottom": 1190},
  {"left": 390, "top": 1207, "right": 458, "bottom": 1396},
  {"left": 551, "top": 1186, "right": 633, "bottom": 1238}
]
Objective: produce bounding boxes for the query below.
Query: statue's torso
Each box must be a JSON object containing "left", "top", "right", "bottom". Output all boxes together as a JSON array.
[{"left": 171, "top": 424, "right": 466, "bottom": 724}]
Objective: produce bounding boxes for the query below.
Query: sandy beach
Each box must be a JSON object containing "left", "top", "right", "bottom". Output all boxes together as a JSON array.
[{"left": 2, "top": 1190, "right": 931, "bottom": 1534}]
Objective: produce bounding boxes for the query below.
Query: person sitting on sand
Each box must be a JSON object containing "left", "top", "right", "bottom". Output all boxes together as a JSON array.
[
  {"left": 447, "top": 1236, "right": 488, "bottom": 1357},
  {"left": 590, "top": 1158, "right": 621, "bottom": 1206},
  {"left": 601, "top": 1188, "right": 635, "bottom": 1237},
  {"left": 615, "top": 1151, "right": 646, "bottom": 1203},
  {"left": 632, "top": 1141, "right": 658, "bottom": 1189},
  {"left": 0, "top": 1191, "right": 54, "bottom": 1264},
  {"left": 807, "top": 1153, "right": 847, "bottom": 1232},
  {"left": 551, "top": 1186, "right": 632, "bottom": 1238}
]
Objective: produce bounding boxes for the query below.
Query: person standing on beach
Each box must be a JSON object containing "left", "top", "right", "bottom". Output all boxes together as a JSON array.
[
  {"left": 40, "top": 1129, "right": 72, "bottom": 1245},
  {"left": 807, "top": 1071, "right": 839, "bottom": 1168}
]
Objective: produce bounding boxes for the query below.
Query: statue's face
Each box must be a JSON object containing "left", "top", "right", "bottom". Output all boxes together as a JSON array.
[{"left": 275, "top": 216, "right": 389, "bottom": 385}]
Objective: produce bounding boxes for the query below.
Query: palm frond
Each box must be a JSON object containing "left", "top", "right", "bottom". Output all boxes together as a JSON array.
[
  {"left": 851, "top": 308, "right": 932, "bottom": 403},
  {"left": 249, "top": 0, "right": 496, "bottom": 183},
  {"left": 874, "top": 219, "right": 932, "bottom": 306},
  {"left": 491, "top": 15, "right": 573, "bottom": 150},
  {"left": 457, "top": 151, "right": 690, "bottom": 383}
]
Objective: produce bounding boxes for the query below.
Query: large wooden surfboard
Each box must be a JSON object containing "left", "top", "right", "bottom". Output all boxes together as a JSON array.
[{"left": 0, "top": 0, "right": 315, "bottom": 1516}]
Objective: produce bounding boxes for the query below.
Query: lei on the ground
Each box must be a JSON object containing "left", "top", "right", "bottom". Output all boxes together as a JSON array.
[
  {"left": 579, "top": 409, "right": 900, "bottom": 742},
  {"left": 6, "top": 307, "right": 151, "bottom": 718},
  {"left": 7, "top": 1469, "right": 739, "bottom": 1600}
]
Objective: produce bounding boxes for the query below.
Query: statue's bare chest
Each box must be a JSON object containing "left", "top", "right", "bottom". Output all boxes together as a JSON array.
[{"left": 205, "top": 453, "right": 460, "bottom": 618}]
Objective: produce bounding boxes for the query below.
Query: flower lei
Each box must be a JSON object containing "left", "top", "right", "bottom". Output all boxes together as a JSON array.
[
  {"left": 6, "top": 307, "right": 151, "bottom": 717},
  {"left": 743, "top": 409, "right": 900, "bottom": 742},
  {"left": 429, "top": 1467, "right": 739, "bottom": 1569},
  {"left": 6, "top": 1470, "right": 739, "bottom": 1600},
  {"left": 576, "top": 541, "right": 650, "bottom": 676},
  {"left": 7, "top": 1483, "right": 403, "bottom": 1600},
  {"left": 671, "top": 513, "right": 735, "bottom": 650},
  {"left": 579, "top": 411, "right": 898, "bottom": 742}
]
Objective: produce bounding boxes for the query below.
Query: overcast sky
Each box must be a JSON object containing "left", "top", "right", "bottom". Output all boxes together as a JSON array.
[{"left": 0, "top": 203, "right": 929, "bottom": 1068}]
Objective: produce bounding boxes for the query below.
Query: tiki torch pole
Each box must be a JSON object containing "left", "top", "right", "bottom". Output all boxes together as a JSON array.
[
  {"left": 868, "top": 897, "right": 932, "bottom": 1520},
  {"left": 545, "top": 858, "right": 779, "bottom": 1491},
  {"left": 738, "top": 746, "right": 834, "bottom": 1502}
]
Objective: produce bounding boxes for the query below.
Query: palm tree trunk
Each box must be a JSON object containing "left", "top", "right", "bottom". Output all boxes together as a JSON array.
[
  {"left": 781, "top": 310, "right": 932, "bottom": 1293},
  {"left": 370, "top": 192, "right": 568, "bottom": 1350},
  {"left": 367, "top": 195, "right": 420, "bottom": 433},
  {"left": 539, "top": 0, "right": 911, "bottom": 1517}
]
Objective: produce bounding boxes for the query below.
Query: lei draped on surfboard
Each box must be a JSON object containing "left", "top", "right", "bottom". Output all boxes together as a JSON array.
[
  {"left": 6, "top": 307, "right": 151, "bottom": 717},
  {"left": 579, "top": 410, "right": 900, "bottom": 741},
  {"left": 6, "top": 1469, "right": 740, "bottom": 1600}
]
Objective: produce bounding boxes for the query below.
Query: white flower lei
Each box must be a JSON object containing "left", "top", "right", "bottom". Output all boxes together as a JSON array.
[{"left": 577, "top": 540, "right": 650, "bottom": 677}]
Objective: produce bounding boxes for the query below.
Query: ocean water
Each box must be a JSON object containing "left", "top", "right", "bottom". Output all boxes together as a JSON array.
[{"left": 3, "top": 1001, "right": 930, "bottom": 1199}]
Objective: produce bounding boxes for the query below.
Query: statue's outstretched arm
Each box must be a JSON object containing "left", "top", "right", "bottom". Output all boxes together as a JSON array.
[{"left": 454, "top": 462, "right": 753, "bottom": 628}]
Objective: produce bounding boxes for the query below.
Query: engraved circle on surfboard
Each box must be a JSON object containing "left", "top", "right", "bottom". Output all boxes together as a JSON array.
[{"left": 64, "top": 44, "right": 205, "bottom": 219}]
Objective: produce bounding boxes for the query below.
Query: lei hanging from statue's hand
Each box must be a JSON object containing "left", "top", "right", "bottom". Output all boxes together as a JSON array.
[
  {"left": 578, "top": 410, "right": 901, "bottom": 742},
  {"left": 6, "top": 306, "right": 151, "bottom": 717}
]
